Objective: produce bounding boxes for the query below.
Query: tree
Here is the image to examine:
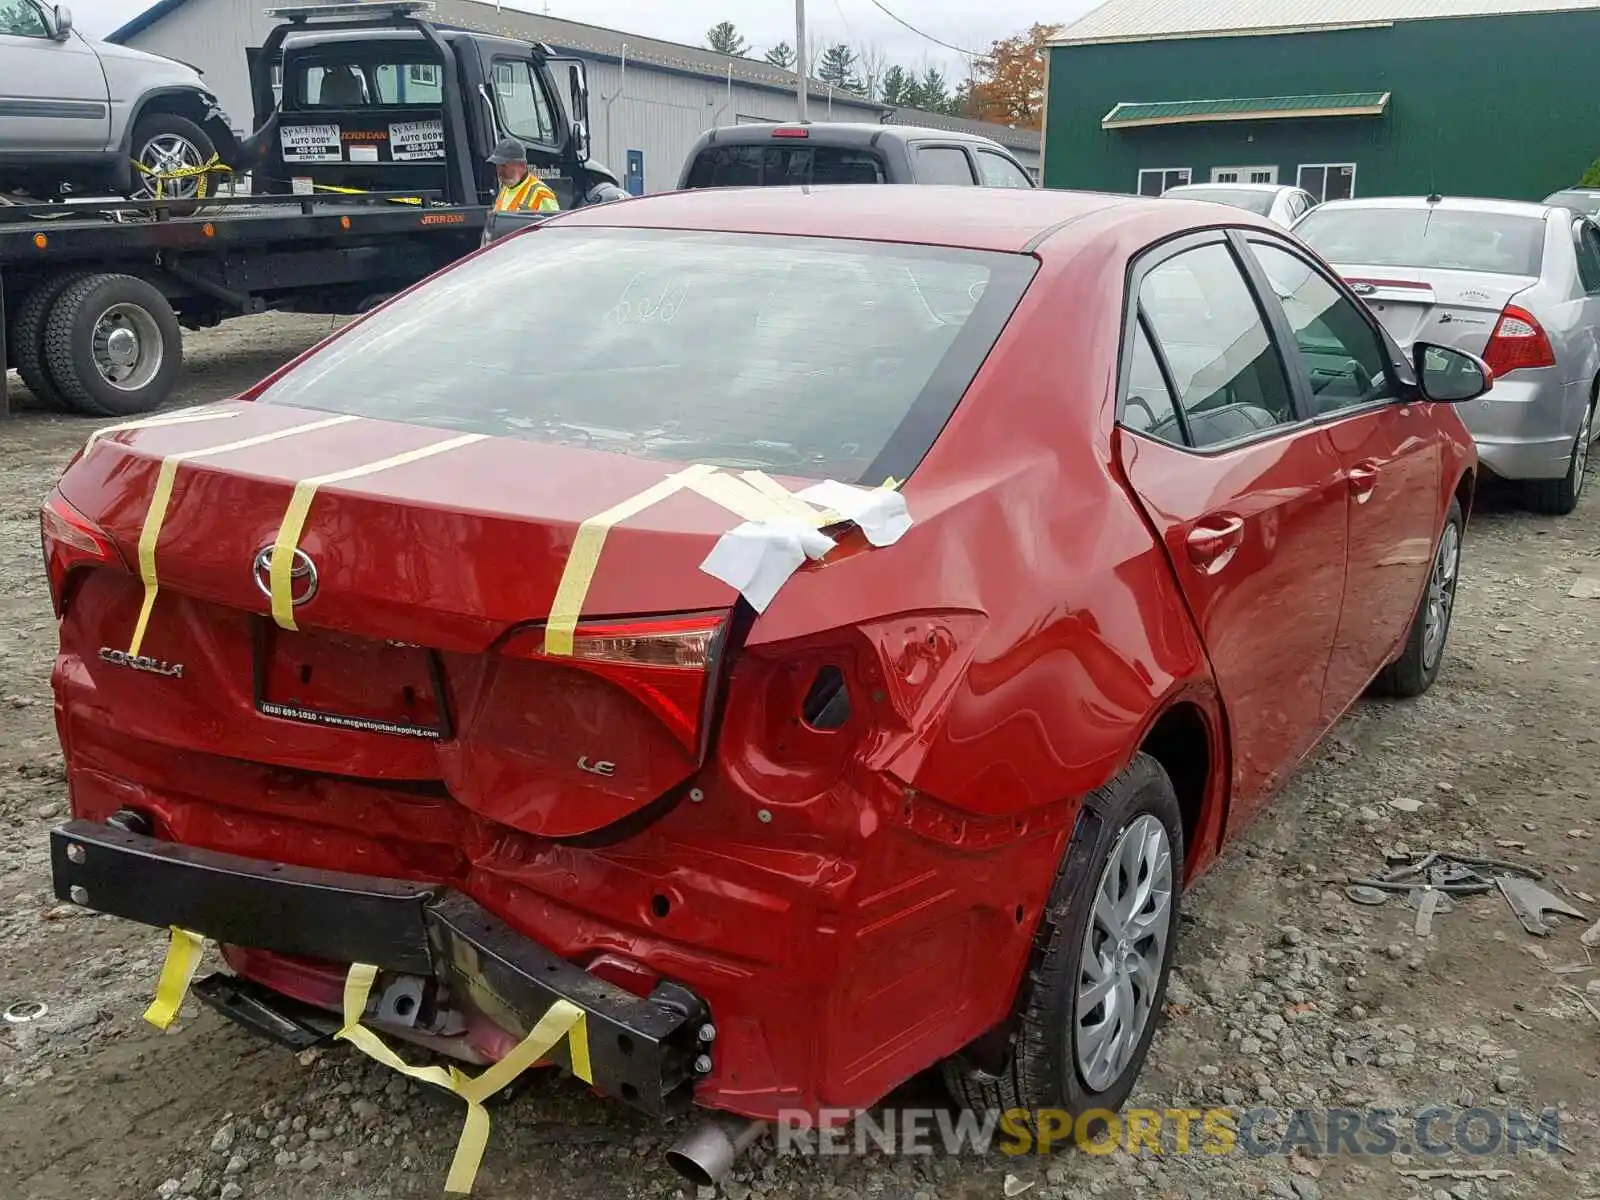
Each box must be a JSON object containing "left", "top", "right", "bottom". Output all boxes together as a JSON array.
[
  {"left": 880, "top": 64, "right": 914, "bottom": 107},
  {"left": 815, "top": 43, "right": 863, "bottom": 93},
  {"left": 1581, "top": 157, "right": 1600, "bottom": 187},
  {"left": 905, "top": 67, "right": 954, "bottom": 115},
  {"left": 966, "top": 22, "right": 1061, "bottom": 128},
  {"left": 705, "top": 21, "right": 749, "bottom": 57},
  {"left": 856, "top": 43, "right": 891, "bottom": 102},
  {"left": 764, "top": 41, "right": 796, "bottom": 70}
]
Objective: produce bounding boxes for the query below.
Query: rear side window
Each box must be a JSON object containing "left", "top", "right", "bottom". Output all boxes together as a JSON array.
[
  {"left": 1575, "top": 222, "right": 1600, "bottom": 295},
  {"left": 683, "top": 145, "right": 886, "bottom": 188},
  {"left": 1122, "top": 322, "right": 1183, "bottom": 445},
  {"left": 1295, "top": 207, "right": 1547, "bottom": 276},
  {"left": 975, "top": 150, "right": 1033, "bottom": 190},
  {"left": 917, "top": 147, "right": 976, "bottom": 186},
  {"left": 1138, "top": 243, "right": 1297, "bottom": 448},
  {"left": 253, "top": 228, "right": 1038, "bottom": 484}
]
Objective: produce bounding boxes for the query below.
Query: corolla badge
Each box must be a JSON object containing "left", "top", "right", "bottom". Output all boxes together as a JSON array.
[
  {"left": 252, "top": 546, "right": 319, "bottom": 606},
  {"left": 98, "top": 648, "right": 184, "bottom": 678}
]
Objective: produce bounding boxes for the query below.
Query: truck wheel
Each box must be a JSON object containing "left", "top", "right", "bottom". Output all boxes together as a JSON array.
[
  {"left": 129, "top": 113, "right": 217, "bottom": 210},
  {"left": 43, "top": 274, "right": 182, "bottom": 417},
  {"left": 941, "top": 754, "right": 1184, "bottom": 1136},
  {"left": 9, "top": 273, "right": 92, "bottom": 409}
]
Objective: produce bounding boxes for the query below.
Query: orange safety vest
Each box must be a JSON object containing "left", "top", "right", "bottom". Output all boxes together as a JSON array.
[{"left": 494, "top": 173, "right": 560, "bottom": 213}]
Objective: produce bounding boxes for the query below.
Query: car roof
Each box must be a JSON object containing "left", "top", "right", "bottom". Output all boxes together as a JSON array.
[
  {"left": 1309, "top": 196, "right": 1556, "bottom": 219},
  {"left": 692, "top": 122, "right": 1009, "bottom": 152},
  {"left": 549, "top": 184, "right": 1272, "bottom": 255},
  {"left": 1166, "top": 182, "right": 1295, "bottom": 194}
]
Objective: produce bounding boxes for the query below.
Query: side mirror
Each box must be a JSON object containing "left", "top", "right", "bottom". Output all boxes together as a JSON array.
[
  {"left": 568, "top": 63, "right": 590, "bottom": 159},
  {"left": 50, "top": 5, "right": 74, "bottom": 38},
  {"left": 1413, "top": 341, "right": 1493, "bottom": 403}
]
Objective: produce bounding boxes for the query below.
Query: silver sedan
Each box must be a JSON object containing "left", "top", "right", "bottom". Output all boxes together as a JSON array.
[{"left": 1294, "top": 196, "right": 1600, "bottom": 514}]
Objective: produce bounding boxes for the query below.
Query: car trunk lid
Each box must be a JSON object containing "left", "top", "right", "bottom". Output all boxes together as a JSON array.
[
  {"left": 54, "top": 405, "right": 774, "bottom": 838},
  {"left": 1328, "top": 263, "right": 1534, "bottom": 355}
]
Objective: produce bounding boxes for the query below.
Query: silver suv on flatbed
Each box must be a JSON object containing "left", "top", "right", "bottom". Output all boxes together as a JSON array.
[{"left": 0, "top": 0, "right": 239, "bottom": 200}]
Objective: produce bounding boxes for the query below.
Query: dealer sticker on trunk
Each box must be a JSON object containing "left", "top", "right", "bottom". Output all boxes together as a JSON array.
[
  {"left": 280, "top": 123, "right": 341, "bottom": 164},
  {"left": 389, "top": 118, "right": 445, "bottom": 161}
]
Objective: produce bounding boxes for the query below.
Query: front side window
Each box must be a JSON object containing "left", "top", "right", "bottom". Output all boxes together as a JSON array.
[
  {"left": 683, "top": 145, "right": 886, "bottom": 188},
  {"left": 493, "top": 59, "right": 558, "bottom": 145},
  {"left": 917, "top": 146, "right": 976, "bottom": 186},
  {"left": 0, "top": 0, "right": 49, "bottom": 37},
  {"left": 1138, "top": 242, "right": 1297, "bottom": 448},
  {"left": 1250, "top": 241, "right": 1397, "bottom": 415},
  {"left": 975, "top": 150, "right": 1034, "bottom": 189},
  {"left": 1295, "top": 206, "right": 1547, "bottom": 277},
  {"left": 252, "top": 228, "right": 1038, "bottom": 484},
  {"left": 1575, "top": 221, "right": 1600, "bottom": 295}
]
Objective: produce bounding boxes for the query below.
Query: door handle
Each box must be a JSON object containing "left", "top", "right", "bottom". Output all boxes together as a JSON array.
[
  {"left": 1186, "top": 515, "right": 1245, "bottom": 570},
  {"left": 1348, "top": 462, "right": 1380, "bottom": 502}
]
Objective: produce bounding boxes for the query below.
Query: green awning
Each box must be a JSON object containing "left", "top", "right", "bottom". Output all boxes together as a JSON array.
[{"left": 1101, "top": 92, "right": 1390, "bottom": 130}]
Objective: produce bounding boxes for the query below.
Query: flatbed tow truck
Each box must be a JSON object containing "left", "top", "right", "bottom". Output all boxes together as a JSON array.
[{"left": 0, "top": 1, "right": 620, "bottom": 419}]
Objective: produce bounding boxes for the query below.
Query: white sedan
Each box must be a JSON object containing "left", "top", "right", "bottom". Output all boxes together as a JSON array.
[{"left": 1160, "top": 182, "right": 1317, "bottom": 228}]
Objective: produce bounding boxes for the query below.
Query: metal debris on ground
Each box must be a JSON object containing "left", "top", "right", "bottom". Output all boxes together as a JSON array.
[
  {"left": 1582, "top": 917, "right": 1600, "bottom": 949},
  {"left": 3, "top": 1001, "right": 47, "bottom": 1023},
  {"left": 1497, "top": 876, "right": 1587, "bottom": 937},
  {"left": 1344, "top": 849, "right": 1588, "bottom": 938}
]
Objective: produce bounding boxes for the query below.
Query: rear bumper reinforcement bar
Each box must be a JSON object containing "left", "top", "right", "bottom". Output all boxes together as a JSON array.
[{"left": 50, "top": 820, "right": 707, "bottom": 1117}]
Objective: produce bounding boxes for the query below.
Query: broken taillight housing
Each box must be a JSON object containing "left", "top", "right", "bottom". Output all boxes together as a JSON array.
[
  {"left": 40, "top": 492, "right": 114, "bottom": 615},
  {"left": 499, "top": 612, "right": 731, "bottom": 754}
]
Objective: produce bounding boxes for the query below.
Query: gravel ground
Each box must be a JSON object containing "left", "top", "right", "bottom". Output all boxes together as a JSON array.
[{"left": 2, "top": 315, "right": 1599, "bottom": 1200}]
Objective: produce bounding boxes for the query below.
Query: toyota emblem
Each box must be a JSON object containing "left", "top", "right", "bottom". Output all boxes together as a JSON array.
[{"left": 253, "top": 545, "right": 319, "bottom": 606}]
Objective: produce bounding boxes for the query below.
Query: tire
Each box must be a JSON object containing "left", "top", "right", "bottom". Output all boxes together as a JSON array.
[
  {"left": 129, "top": 112, "right": 217, "bottom": 213},
  {"left": 9, "top": 273, "right": 93, "bottom": 409},
  {"left": 1525, "top": 396, "right": 1594, "bottom": 516},
  {"left": 1372, "top": 496, "right": 1464, "bottom": 699},
  {"left": 941, "top": 754, "right": 1184, "bottom": 1130},
  {"left": 43, "top": 273, "right": 183, "bottom": 417}
]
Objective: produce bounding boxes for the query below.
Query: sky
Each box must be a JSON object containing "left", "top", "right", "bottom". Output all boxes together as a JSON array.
[{"left": 73, "top": 0, "right": 1096, "bottom": 81}]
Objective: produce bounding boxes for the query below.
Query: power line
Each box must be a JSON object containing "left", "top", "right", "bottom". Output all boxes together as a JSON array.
[{"left": 858, "top": 0, "right": 990, "bottom": 59}]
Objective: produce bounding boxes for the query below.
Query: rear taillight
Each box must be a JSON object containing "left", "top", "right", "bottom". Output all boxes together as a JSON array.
[
  {"left": 1482, "top": 304, "right": 1556, "bottom": 376},
  {"left": 40, "top": 493, "right": 113, "bottom": 614},
  {"left": 500, "top": 612, "right": 729, "bottom": 753}
]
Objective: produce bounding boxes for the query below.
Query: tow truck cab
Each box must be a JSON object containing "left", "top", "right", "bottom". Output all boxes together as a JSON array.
[{"left": 246, "top": 2, "right": 622, "bottom": 211}]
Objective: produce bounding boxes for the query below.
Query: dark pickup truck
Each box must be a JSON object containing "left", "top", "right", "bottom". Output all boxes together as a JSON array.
[{"left": 677, "top": 122, "right": 1037, "bottom": 191}]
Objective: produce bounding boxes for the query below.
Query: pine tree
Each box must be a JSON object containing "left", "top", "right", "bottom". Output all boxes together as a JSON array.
[
  {"left": 815, "top": 43, "right": 863, "bottom": 93},
  {"left": 705, "top": 22, "right": 749, "bottom": 57},
  {"left": 764, "top": 41, "right": 796, "bottom": 70},
  {"left": 880, "top": 65, "right": 913, "bottom": 107}
]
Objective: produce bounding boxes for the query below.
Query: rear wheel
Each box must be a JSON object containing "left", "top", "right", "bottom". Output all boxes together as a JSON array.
[
  {"left": 1373, "top": 497, "right": 1463, "bottom": 698},
  {"left": 43, "top": 273, "right": 182, "bottom": 417},
  {"left": 9, "top": 273, "right": 91, "bottom": 409},
  {"left": 941, "top": 754, "right": 1183, "bottom": 1131},
  {"left": 1525, "top": 397, "right": 1594, "bottom": 516}
]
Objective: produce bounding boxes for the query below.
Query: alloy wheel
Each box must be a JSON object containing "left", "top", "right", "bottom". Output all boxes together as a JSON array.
[
  {"left": 1422, "top": 521, "right": 1461, "bottom": 672},
  {"left": 132, "top": 133, "right": 206, "bottom": 200},
  {"left": 1074, "top": 813, "right": 1174, "bottom": 1092},
  {"left": 1574, "top": 404, "right": 1594, "bottom": 500}
]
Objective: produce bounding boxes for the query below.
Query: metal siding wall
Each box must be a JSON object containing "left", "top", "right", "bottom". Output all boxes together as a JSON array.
[
  {"left": 124, "top": 0, "right": 281, "bottom": 134},
  {"left": 1044, "top": 10, "right": 1600, "bottom": 200}
]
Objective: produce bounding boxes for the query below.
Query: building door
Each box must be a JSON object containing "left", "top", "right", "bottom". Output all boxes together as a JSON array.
[
  {"left": 1212, "top": 166, "right": 1277, "bottom": 184},
  {"left": 1298, "top": 163, "right": 1357, "bottom": 202}
]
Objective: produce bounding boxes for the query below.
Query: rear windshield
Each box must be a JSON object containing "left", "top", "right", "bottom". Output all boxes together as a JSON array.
[
  {"left": 683, "top": 145, "right": 887, "bottom": 188},
  {"left": 1545, "top": 190, "right": 1600, "bottom": 217},
  {"left": 253, "top": 228, "right": 1036, "bottom": 483},
  {"left": 293, "top": 60, "right": 443, "bottom": 108},
  {"left": 1167, "top": 187, "right": 1275, "bottom": 216},
  {"left": 1295, "top": 207, "right": 1546, "bottom": 276}
]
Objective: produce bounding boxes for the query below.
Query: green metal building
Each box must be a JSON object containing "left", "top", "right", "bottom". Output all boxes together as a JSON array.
[{"left": 1041, "top": 0, "right": 1600, "bottom": 203}]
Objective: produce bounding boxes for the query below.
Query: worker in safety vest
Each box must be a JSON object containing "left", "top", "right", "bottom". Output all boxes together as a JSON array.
[{"left": 488, "top": 138, "right": 559, "bottom": 213}]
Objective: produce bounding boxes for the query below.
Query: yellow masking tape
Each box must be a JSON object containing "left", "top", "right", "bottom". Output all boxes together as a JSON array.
[
  {"left": 682, "top": 471, "right": 820, "bottom": 527},
  {"left": 143, "top": 926, "right": 205, "bottom": 1030},
  {"left": 126, "top": 415, "right": 359, "bottom": 656},
  {"left": 738, "top": 470, "right": 835, "bottom": 524},
  {"left": 266, "top": 433, "right": 487, "bottom": 631},
  {"left": 336, "top": 962, "right": 590, "bottom": 1196},
  {"left": 542, "top": 463, "right": 718, "bottom": 657},
  {"left": 84, "top": 406, "right": 240, "bottom": 457}
]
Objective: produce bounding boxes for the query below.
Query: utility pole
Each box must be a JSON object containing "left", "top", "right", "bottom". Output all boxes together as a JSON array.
[{"left": 795, "top": 0, "right": 809, "bottom": 122}]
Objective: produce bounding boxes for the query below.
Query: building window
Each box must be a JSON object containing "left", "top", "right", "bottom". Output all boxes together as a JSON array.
[
  {"left": 1212, "top": 166, "right": 1277, "bottom": 185},
  {"left": 407, "top": 63, "right": 440, "bottom": 87},
  {"left": 1138, "top": 167, "right": 1191, "bottom": 196},
  {"left": 1298, "top": 163, "right": 1356, "bottom": 202}
]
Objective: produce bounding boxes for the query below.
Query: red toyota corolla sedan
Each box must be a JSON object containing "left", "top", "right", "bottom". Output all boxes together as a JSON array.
[{"left": 43, "top": 187, "right": 1482, "bottom": 1186}]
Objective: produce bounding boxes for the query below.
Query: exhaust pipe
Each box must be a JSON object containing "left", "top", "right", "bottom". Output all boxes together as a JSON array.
[{"left": 665, "top": 1118, "right": 769, "bottom": 1187}]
